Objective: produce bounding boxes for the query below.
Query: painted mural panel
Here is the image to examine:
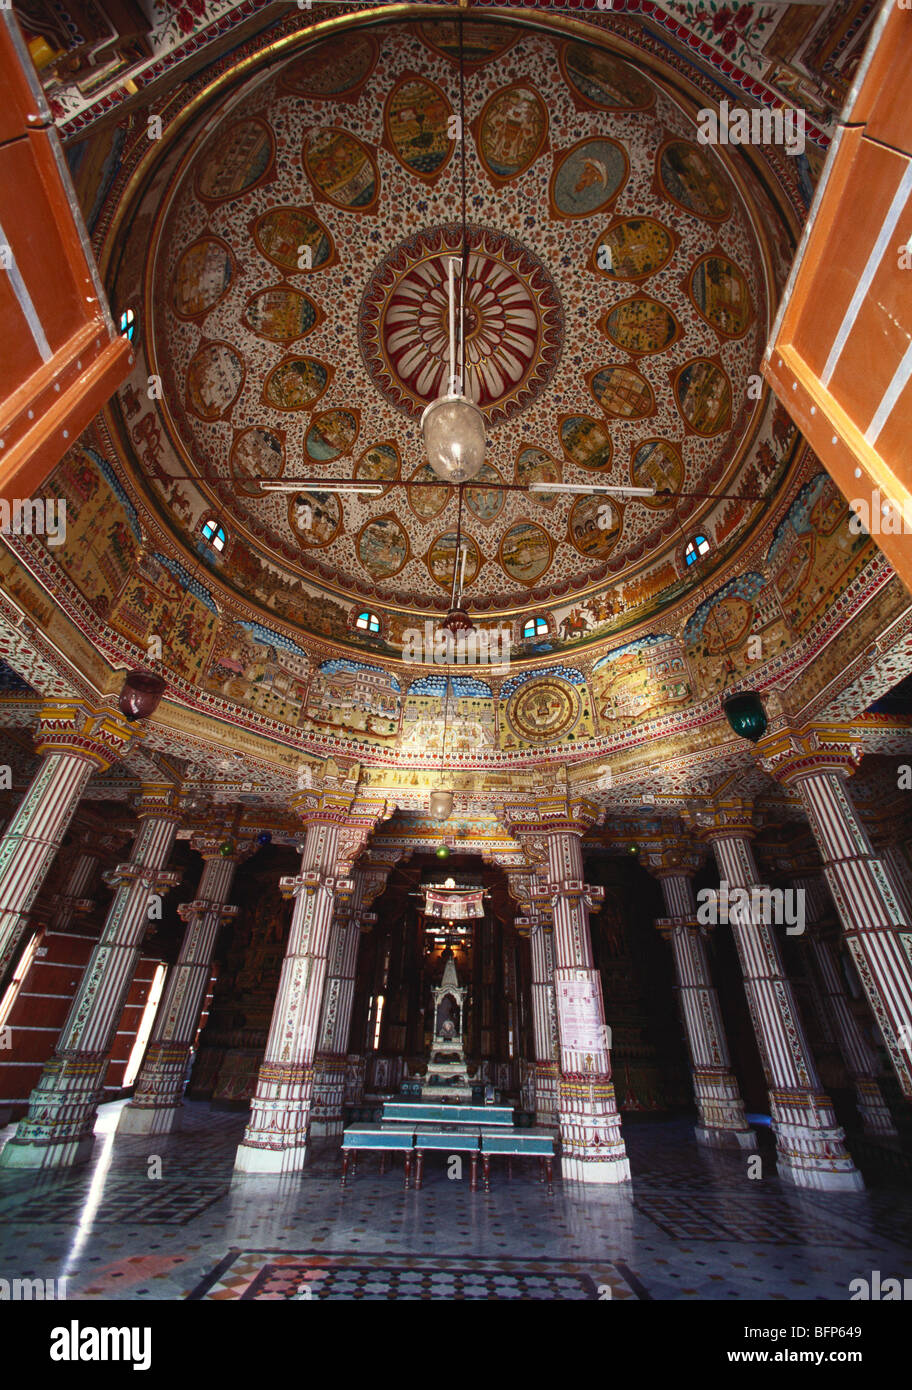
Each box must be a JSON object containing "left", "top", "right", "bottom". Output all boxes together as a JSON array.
[
  {"left": 477, "top": 86, "right": 548, "bottom": 183},
  {"left": 550, "top": 138, "right": 627, "bottom": 218},
  {"left": 108, "top": 553, "right": 218, "bottom": 682},
  {"left": 303, "top": 659, "right": 401, "bottom": 739},
  {"left": 499, "top": 666, "right": 594, "bottom": 749},
  {"left": 591, "top": 218, "right": 673, "bottom": 280},
  {"left": 592, "top": 635, "right": 690, "bottom": 731},
  {"left": 402, "top": 674, "right": 495, "bottom": 754},
  {"left": 204, "top": 620, "right": 310, "bottom": 725},
  {"left": 768, "top": 472, "right": 876, "bottom": 636},
  {"left": 560, "top": 43, "right": 654, "bottom": 110},
  {"left": 39, "top": 445, "right": 141, "bottom": 615},
  {"left": 682, "top": 571, "right": 790, "bottom": 696}
]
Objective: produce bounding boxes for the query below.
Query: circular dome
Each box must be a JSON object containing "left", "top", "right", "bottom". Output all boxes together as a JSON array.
[{"left": 140, "top": 18, "right": 771, "bottom": 620}]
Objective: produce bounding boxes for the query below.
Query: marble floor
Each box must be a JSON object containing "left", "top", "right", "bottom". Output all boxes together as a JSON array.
[{"left": 0, "top": 1100, "right": 909, "bottom": 1301}]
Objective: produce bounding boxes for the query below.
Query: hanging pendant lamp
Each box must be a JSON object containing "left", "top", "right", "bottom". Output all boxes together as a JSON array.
[
  {"left": 118, "top": 670, "right": 166, "bottom": 722},
  {"left": 422, "top": 19, "right": 486, "bottom": 485},
  {"left": 721, "top": 690, "right": 768, "bottom": 743}
]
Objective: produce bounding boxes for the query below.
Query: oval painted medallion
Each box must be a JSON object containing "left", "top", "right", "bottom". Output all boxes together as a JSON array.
[
  {"left": 500, "top": 522, "right": 552, "bottom": 584},
  {"left": 689, "top": 254, "right": 751, "bottom": 337},
  {"left": 560, "top": 415, "right": 613, "bottom": 471},
  {"left": 172, "top": 237, "right": 233, "bottom": 319},
  {"left": 427, "top": 531, "right": 482, "bottom": 589},
  {"left": 195, "top": 119, "right": 274, "bottom": 202},
  {"left": 630, "top": 439, "right": 683, "bottom": 506},
  {"left": 590, "top": 366, "right": 655, "bottom": 420},
  {"left": 357, "top": 514, "right": 410, "bottom": 580},
  {"left": 230, "top": 427, "right": 284, "bottom": 495},
  {"left": 185, "top": 341, "right": 244, "bottom": 420},
  {"left": 354, "top": 442, "right": 400, "bottom": 497},
  {"left": 568, "top": 495, "right": 622, "bottom": 559},
  {"left": 252, "top": 208, "right": 335, "bottom": 274},
  {"left": 289, "top": 489, "right": 341, "bottom": 548},
  {"left": 465, "top": 464, "right": 506, "bottom": 525},
  {"left": 675, "top": 359, "right": 732, "bottom": 434},
  {"left": 591, "top": 218, "right": 674, "bottom": 280},
  {"left": 305, "top": 409, "right": 359, "bottom": 461},
  {"left": 242, "top": 287, "right": 321, "bottom": 342},
  {"left": 551, "top": 138, "right": 627, "bottom": 218},
  {"left": 386, "top": 76, "right": 453, "bottom": 180},
  {"left": 477, "top": 85, "right": 548, "bottom": 183},
  {"left": 601, "top": 296, "right": 679, "bottom": 355},
  {"left": 303, "top": 128, "right": 379, "bottom": 211},
  {"left": 262, "top": 357, "right": 330, "bottom": 412},
  {"left": 280, "top": 34, "right": 378, "bottom": 98},
  {"left": 560, "top": 43, "right": 654, "bottom": 110},
  {"left": 515, "top": 446, "right": 562, "bottom": 508},
  {"left": 659, "top": 141, "right": 731, "bottom": 221},
  {"left": 407, "top": 463, "right": 452, "bottom": 520}
]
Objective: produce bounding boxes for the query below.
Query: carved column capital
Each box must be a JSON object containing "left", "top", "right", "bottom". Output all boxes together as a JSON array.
[
  {"left": 33, "top": 701, "right": 140, "bottom": 772},
  {"left": 753, "top": 725, "right": 863, "bottom": 787}
]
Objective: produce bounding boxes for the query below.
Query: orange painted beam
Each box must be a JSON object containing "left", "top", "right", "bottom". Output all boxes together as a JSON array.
[
  {"left": 0, "top": 12, "right": 132, "bottom": 506},
  {"left": 763, "top": 4, "right": 912, "bottom": 595}
]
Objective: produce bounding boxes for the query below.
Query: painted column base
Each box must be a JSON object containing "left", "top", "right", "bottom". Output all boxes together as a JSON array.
[
  {"left": 776, "top": 1147, "right": 866, "bottom": 1192},
  {"left": 233, "top": 1140, "right": 310, "bottom": 1174},
  {"left": 0, "top": 1132, "right": 95, "bottom": 1170},
  {"left": 534, "top": 1062, "right": 560, "bottom": 1130},
  {"left": 558, "top": 1073, "right": 631, "bottom": 1184},
  {"left": 310, "top": 1056, "right": 345, "bottom": 1137},
  {"left": 695, "top": 1124, "right": 758, "bottom": 1150},
  {"left": 561, "top": 1152, "right": 632, "bottom": 1183},
  {"left": 0, "top": 1056, "right": 104, "bottom": 1170},
  {"left": 855, "top": 1078, "right": 899, "bottom": 1138},
  {"left": 770, "top": 1088, "right": 864, "bottom": 1191},
  {"left": 116, "top": 1103, "right": 182, "bottom": 1136}
]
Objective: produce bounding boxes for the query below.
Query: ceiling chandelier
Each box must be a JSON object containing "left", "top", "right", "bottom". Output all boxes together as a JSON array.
[{"left": 421, "top": 20, "right": 485, "bottom": 485}]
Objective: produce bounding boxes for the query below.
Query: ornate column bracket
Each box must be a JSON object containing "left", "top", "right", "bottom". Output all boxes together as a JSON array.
[
  {"left": 177, "top": 899, "right": 238, "bottom": 925},
  {"left": 102, "top": 863, "right": 182, "bottom": 895}
]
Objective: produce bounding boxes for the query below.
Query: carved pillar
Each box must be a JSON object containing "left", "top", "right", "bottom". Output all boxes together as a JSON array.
[
  {"left": 117, "top": 829, "right": 251, "bottom": 1135},
  {"left": 509, "top": 869, "right": 559, "bottom": 1130},
  {"left": 509, "top": 798, "right": 629, "bottom": 1183},
  {"left": 697, "top": 797, "right": 863, "bottom": 1191},
  {"left": 0, "top": 785, "right": 183, "bottom": 1169},
  {"left": 641, "top": 836, "right": 755, "bottom": 1149},
  {"left": 792, "top": 873, "right": 898, "bottom": 1138},
  {"left": 755, "top": 728, "right": 912, "bottom": 1099},
  {"left": 233, "top": 776, "right": 387, "bottom": 1173},
  {"left": 310, "top": 867, "right": 374, "bottom": 1138},
  {"left": 0, "top": 702, "right": 139, "bottom": 985}
]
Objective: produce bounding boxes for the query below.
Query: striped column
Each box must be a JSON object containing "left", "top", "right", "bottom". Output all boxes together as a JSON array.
[
  {"left": 544, "top": 821, "right": 630, "bottom": 1183},
  {"left": 117, "top": 838, "right": 245, "bottom": 1136},
  {"left": 755, "top": 731, "right": 912, "bottom": 1100},
  {"left": 794, "top": 875, "right": 897, "bottom": 1138},
  {"left": 0, "top": 786, "right": 182, "bottom": 1169},
  {"left": 707, "top": 817, "right": 863, "bottom": 1191},
  {"left": 508, "top": 868, "right": 560, "bottom": 1132},
  {"left": 528, "top": 920, "right": 559, "bottom": 1131},
  {"left": 234, "top": 813, "right": 354, "bottom": 1173},
  {"left": 311, "top": 867, "right": 375, "bottom": 1138},
  {"left": 645, "top": 845, "right": 755, "bottom": 1149},
  {"left": 0, "top": 702, "right": 138, "bottom": 986}
]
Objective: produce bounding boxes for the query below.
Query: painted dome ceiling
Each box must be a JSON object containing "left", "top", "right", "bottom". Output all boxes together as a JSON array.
[{"left": 125, "top": 17, "right": 786, "bottom": 641}]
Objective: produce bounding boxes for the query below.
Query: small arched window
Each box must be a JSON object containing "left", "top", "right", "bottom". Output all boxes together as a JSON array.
[
  {"left": 684, "top": 534, "right": 710, "bottom": 567},
  {"left": 355, "top": 610, "right": 381, "bottom": 633},
  {"left": 523, "top": 616, "right": 549, "bottom": 638},
  {"left": 119, "top": 308, "right": 136, "bottom": 341},
  {"left": 201, "top": 518, "right": 227, "bottom": 553}
]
